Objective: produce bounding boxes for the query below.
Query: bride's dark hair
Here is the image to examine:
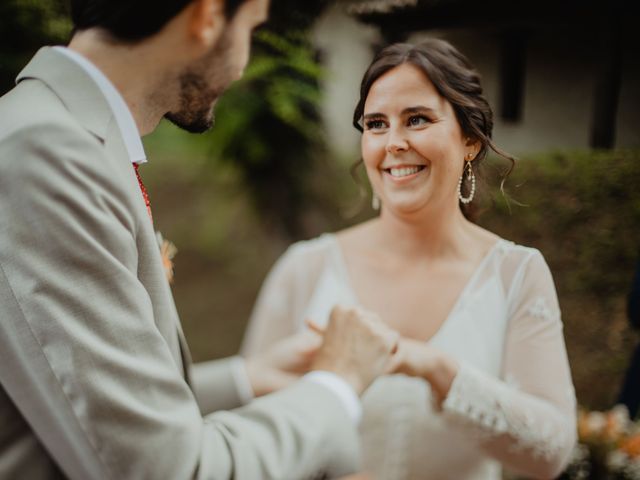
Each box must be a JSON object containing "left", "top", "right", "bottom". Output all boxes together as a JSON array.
[{"left": 353, "top": 38, "right": 515, "bottom": 221}]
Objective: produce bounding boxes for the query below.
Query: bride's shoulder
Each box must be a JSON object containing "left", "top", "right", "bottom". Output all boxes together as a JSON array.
[
  {"left": 277, "top": 221, "right": 374, "bottom": 268},
  {"left": 472, "top": 225, "right": 548, "bottom": 269},
  {"left": 497, "top": 238, "right": 545, "bottom": 261},
  {"left": 471, "top": 225, "right": 539, "bottom": 256},
  {"left": 282, "top": 231, "right": 341, "bottom": 263},
  {"left": 490, "top": 237, "right": 553, "bottom": 284}
]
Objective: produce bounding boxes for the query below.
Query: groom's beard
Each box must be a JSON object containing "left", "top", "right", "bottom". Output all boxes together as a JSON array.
[
  {"left": 165, "top": 71, "right": 224, "bottom": 133},
  {"left": 165, "top": 31, "right": 235, "bottom": 133}
]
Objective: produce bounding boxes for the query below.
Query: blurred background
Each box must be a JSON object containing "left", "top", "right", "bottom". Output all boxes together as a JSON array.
[{"left": 2, "top": 0, "right": 638, "bottom": 414}]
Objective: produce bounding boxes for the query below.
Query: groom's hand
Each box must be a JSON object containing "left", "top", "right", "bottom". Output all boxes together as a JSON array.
[{"left": 311, "top": 306, "right": 399, "bottom": 396}]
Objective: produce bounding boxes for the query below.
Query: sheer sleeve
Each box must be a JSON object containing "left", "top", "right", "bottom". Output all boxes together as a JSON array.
[
  {"left": 241, "top": 242, "right": 324, "bottom": 356},
  {"left": 441, "top": 250, "right": 577, "bottom": 479}
]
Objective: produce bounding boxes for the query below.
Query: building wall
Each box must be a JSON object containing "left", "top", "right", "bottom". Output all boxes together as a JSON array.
[
  {"left": 312, "top": 5, "right": 379, "bottom": 159},
  {"left": 312, "top": 6, "right": 640, "bottom": 159}
]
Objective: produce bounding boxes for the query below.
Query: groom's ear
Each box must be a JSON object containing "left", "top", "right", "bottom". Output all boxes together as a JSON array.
[{"left": 186, "top": 0, "right": 226, "bottom": 48}]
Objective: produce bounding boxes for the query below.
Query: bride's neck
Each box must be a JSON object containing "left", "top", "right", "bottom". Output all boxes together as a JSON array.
[{"left": 375, "top": 205, "right": 473, "bottom": 261}]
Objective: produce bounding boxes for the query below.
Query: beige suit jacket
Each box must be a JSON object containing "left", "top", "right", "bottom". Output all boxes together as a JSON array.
[{"left": 0, "top": 48, "right": 360, "bottom": 480}]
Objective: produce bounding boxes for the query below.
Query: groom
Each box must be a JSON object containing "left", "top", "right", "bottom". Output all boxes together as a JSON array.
[{"left": 0, "top": 0, "right": 399, "bottom": 478}]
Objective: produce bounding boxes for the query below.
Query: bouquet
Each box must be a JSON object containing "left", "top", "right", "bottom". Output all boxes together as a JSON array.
[{"left": 561, "top": 405, "right": 640, "bottom": 479}]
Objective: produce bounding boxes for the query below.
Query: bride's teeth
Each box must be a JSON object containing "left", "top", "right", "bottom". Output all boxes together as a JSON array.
[{"left": 389, "top": 166, "right": 421, "bottom": 177}]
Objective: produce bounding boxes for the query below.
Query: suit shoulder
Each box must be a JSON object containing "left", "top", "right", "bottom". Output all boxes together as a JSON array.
[
  {"left": 0, "top": 85, "right": 119, "bottom": 210},
  {"left": 0, "top": 83, "right": 104, "bottom": 172},
  {"left": 0, "top": 79, "right": 98, "bottom": 150}
]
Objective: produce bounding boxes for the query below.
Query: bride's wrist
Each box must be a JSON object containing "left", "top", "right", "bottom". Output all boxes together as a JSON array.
[{"left": 423, "top": 353, "right": 458, "bottom": 404}]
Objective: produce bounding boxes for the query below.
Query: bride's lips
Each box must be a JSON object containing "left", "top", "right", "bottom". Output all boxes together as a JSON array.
[{"left": 381, "top": 164, "right": 427, "bottom": 183}]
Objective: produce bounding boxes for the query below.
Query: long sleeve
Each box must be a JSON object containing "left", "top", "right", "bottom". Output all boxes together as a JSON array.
[
  {"left": 190, "top": 356, "right": 248, "bottom": 413},
  {"left": 241, "top": 243, "right": 315, "bottom": 356},
  {"left": 0, "top": 119, "right": 360, "bottom": 479},
  {"left": 441, "top": 250, "right": 577, "bottom": 479}
]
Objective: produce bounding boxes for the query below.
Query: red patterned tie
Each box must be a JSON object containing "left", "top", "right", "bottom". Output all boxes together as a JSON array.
[{"left": 133, "top": 163, "right": 153, "bottom": 222}]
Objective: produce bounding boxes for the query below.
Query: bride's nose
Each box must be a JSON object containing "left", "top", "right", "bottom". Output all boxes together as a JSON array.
[{"left": 386, "top": 129, "right": 409, "bottom": 154}]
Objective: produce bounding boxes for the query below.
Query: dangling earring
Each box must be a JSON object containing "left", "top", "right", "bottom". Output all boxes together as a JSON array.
[
  {"left": 458, "top": 154, "right": 476, "bottom": 204},
  {"left": 371, "top": 192, "right": 381, "bottom": 210}
]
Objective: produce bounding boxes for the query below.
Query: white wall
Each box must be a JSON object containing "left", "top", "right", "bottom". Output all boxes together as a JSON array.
[{"left": 312, "top": 5, "right": 380, "bottom": 159}]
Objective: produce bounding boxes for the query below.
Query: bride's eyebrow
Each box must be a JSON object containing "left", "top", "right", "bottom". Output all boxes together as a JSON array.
[
  {"left": 363, "top": 112, "right": 386, "bottom": 120},
  {"left": 363, "top": 106, "right": 437, "bottom": 120},
  {"left": 402, "top": 106, "right": 437, "bottom": 115}
]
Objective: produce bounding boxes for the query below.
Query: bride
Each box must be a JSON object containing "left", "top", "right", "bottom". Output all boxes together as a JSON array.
[{"left": 242, "top": 39, "right": 577, "bottom": 479}]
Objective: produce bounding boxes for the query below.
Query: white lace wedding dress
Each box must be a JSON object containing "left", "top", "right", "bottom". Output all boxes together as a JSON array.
[{"left": 242, "top": 234, "right": 577, "bottom": 479}]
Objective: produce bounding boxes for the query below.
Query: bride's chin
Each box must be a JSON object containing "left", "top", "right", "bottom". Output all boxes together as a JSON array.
[{"left": 383, "top": 200, "right": 432, "bottom": 218}]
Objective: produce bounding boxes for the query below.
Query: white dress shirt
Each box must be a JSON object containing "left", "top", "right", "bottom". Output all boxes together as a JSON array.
[{"left": 51, "top": 46, "right": 361, "bottom": 424}]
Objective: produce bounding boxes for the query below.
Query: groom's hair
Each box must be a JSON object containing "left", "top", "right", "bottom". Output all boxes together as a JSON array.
[{"left": 70, "top": 0, "right": 248, "bottom": 42}]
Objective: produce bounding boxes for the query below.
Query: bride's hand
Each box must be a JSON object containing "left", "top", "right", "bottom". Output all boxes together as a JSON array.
[
  {"left": 245, "top": 330, "right": 322, "bottom": 397},
  {"left": 387, "top": 338, "right": 459, "bottom": 406}
]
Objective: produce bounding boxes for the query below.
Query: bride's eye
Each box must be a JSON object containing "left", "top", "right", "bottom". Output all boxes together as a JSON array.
[
  {"left": 408, "top": 115, "right": 429, "bottom": 127},
  {"left": 365, "top": 119, "right": 387, "bottom": 131}
]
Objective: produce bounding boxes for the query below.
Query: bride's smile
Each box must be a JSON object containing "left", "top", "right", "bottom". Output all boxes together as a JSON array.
[{"left": 383, "top": 164, "right": 427, "bottom": 179}]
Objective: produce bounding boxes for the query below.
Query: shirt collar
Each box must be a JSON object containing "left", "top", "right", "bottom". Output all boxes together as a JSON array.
[{"left": 52, "top": 46, "right": 147, "bottom": 165}]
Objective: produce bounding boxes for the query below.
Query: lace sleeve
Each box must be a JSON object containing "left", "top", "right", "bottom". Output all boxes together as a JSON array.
[{"left": 442, "top": 250, "right": 577, "bottom": 479}]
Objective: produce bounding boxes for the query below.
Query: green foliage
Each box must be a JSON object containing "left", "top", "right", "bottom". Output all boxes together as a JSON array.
[
  {"left": 0, "top": 0, "right": 72, "bottom": 94},
  {"left": 206, "top": 27, "right": 329, "bottom": 238},
  {"left": 0, "top": 0, "right": 70, "bottom": 43},
  {"left": 200, "top": 0, "right": 334, "bottom": 239},
  {"left": 481, "top": 150, "right": 640, "bottom": 300}
]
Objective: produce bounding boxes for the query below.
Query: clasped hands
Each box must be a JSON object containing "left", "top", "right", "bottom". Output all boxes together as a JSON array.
[{"left": 245, "top": 306, "right": 458, "bottom": 402}]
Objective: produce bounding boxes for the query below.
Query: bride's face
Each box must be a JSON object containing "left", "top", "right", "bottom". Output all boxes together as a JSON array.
[{"left": 361, "top": 63, "right": 473, "bottom": 217}]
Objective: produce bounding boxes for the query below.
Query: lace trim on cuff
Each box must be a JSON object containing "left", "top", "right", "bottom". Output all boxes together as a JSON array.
[{"left": 442, "top": 364, "right": 569, "bottom": 461}]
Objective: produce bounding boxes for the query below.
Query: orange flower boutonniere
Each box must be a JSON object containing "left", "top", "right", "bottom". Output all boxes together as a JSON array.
[{"left": 156, "top": 232, "right": 177, "bottom": 284}]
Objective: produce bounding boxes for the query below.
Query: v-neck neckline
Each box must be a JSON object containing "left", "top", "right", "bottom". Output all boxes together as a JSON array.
[{"left": 324, "top": 233, "right": 506, "bottom": 343}]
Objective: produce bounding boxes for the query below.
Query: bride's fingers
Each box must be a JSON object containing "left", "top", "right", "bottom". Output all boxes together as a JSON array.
[
  {"left": 390, "top": 333, "right": 399, "bottom": 355},
  {"left": 305, "top": 318, "right": 325, "bottom": 336},
  {"left": 385, "top": 340, "right": 407, "bottom": 374},
  {"left": 385, "top": 352, "right": 402, "bottom": 374}
]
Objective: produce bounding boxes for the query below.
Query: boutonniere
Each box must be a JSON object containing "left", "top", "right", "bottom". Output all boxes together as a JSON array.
[{"left": 156, "top": 231, "right": 177, "bottom": 284}]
